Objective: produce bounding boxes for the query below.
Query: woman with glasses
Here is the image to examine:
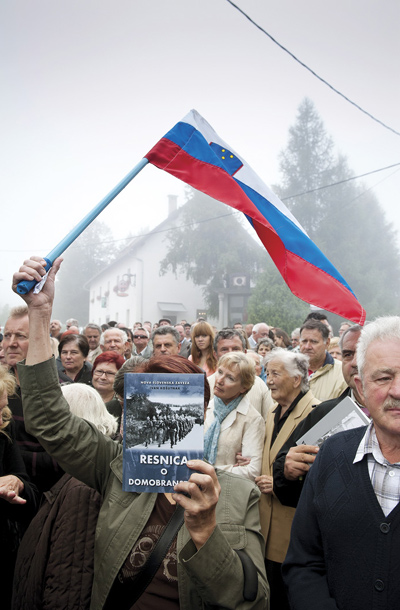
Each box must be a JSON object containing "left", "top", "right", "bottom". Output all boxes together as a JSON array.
[{"left": 91, "top": 352, "right": 125, "bottom": 403}]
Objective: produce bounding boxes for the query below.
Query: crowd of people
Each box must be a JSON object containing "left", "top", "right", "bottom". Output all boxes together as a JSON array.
[{"left": 0, "top": 255, "right": 399, "bottom": 610}]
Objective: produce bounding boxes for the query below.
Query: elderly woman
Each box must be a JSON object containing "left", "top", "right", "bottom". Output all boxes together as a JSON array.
[
  {"left": 0, "top": 367, "right": 38, "bottom": 609},
  {"left": 92, "top": 351, "right": 125, "bottom": 403},
  {"left": 58, "top": 334, "right": 92, "bottom": 383},
  {"left": 12, "top": 257, "right": 269, "bottom": 610},
  {"left": 255, "top": 348, "right": 320, "bottom": 610},
  {"left": 204, "top": 352, "right": 265, "bottom": 481},
  {"left": 13, "top": 383, "right": 118, "bottom": 610}
]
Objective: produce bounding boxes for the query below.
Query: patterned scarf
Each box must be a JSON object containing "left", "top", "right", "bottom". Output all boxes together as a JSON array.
[{"left": 204, "top": 394, "right": 243, "bottom": 464}]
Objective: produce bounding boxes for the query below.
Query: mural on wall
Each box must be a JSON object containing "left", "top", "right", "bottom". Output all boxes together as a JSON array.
[{"left": 113, "top": 273, "right": 136, "bottom": 297}]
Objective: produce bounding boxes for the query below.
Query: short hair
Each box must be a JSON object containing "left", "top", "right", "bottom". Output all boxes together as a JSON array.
[
  {"left": 217, "top": 352, "right": 255, "bottom": 393},
  {"left": 264, "top": 348, "right": 310, "bottom": 393},
  {"left": 357, "top": 317, "right": 400, "bottom": 380},
  {"left": 158, "top": 317, "right": 172, "bottom": 325},
  {"left": 134, "top": 327, "right": 149, "bottom": 338},
  {"left": 304, "top": 312, "right": 328, "bottom": 323},
  {"left": 339, "top": 324, "right": 362, "bottom": 352},
  {"left": 291, "top": 328, "right": 301, "bottom": 339},
  {"left": 151, "top": 325, "right": 180, "bottom": 344},
  {"left": 300, "top": 319, "right": 329, "bottom": 342},
  {"left": 213, "top": 329, "right": 246, "bottom": 353},
  {"left": 0, "top": 367, "right": 16, "bottom": 436},
  {"left": 183, "top": 323, "right": 191, "bottom": 329},
  {"left": 113, "top": 355, "right": 146, "bottom": 398},
  {"left": 120, "top": 327, "right": 133, "bottom": 341},
  {"left": 329, "top": 336, "right": 340, "bottom": 348},
  {"left": 58, "top": 334, "right": 90, "bottom": 358},
  {"left": 83, "top": 323, "right": 101, "bottom": 334},
  {"left": 93, "top": 351, "right": 125, "bottom": 373},
  {"left": 255, "top": 338, "right": 274, "bottom": 352},
  {"left": 137, "top": 355, "right": 210, "bottom": 407},
  {"left": 100, "top": 328, "right": 128, "bottom": 346},
  {"left": 66, "top": 318, "right": 79, "bottom": 327},
  {"left": 9, "top": 306, "right": 28, "bottom": 319},
  {"left": 252, "top": 322, "right": 268, "bottom": 334},
  {"left": 61, "top": 384, "right": 117, "bottom": 437}
]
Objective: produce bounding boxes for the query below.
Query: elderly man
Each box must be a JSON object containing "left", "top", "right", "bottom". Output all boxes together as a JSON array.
[
  {"left": 152, "top": 325, "right": 181, "bottom": 356},
  {"left": 3, "top": 306, "right": 61, "bottom": 494},
  {"left": 248, "top": 322, "right": 270, "bottom": 350},
  {"left": 273, "top": 324, "right": 365, "bottom": 508},
  {"left": 255, "top": 349, "right": 319, "bottom": 610},
  {"left": 283, "top": 316, "right": 400, "bottom": 610},
  {"left": 100, "top": 327, "right": 129, "bottom": 357},
  {"left": 300, "top": 319, "right": 346, "bottom": 401},
  {"left": 83, "top": 323, "right": 102, "bottom": 364},
  {"left": 50, "top": 319, "right": 62, "bottom": 340},
  {"left": 208, "top": 329, "right": 273, "bottom": 420},
  {"left": 132, "top": 327, "right": 153, "bottom": 359},
  {"left": 65, "top": 317, "right": 79, "bottom": 331}
]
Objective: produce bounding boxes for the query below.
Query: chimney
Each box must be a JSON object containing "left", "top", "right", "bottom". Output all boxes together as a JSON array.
[{"left": 168, "top": 194, "right": 178, "bottom": 216}]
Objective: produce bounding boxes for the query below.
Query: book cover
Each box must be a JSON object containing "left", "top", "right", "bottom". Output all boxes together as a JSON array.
[
  {"left": 122, "top": 373, "right": 204, "bottom": 492},
  {"left": 296, "top": 396, "right": 370, "bottom": 447}
]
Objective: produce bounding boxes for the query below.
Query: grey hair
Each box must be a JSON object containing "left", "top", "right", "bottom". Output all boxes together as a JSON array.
[
  {"left": 252, "top": 322, "right": 268, "bottom": 333},
  {"left": 357, "top": 317, "right": 400, "bottom": 380},
  {"left": 135, "top": 327, "right": 149, "bottom": 338},
  {"left": 213, "top": 328, "right": 246, "bottom": 352},
  {"left": 84, "top": 323, "right": 102, "bottom": 334},
  {"left": 61, "top": 384, "right": 118, "bottom": 437},
  {"left": 291, "top": 327, "right": 300, "bottom": 339},
  {"left": 66, "top": 318, "right": 79, "bottom": 327},
  {"left": 113, "top": 355, "right": 146, "bottom": 398},
  {"left": 264, "top": 347, "right": 310, "bottom": 392},
  {"left": 100, "top": 328, "right": 128, "bottom": 346},
  {"left": 339, "top": 324, "right": 362, "bottom": 352},
  {"left": 151, "top": 325, "right": 180, "bottom": 344}
]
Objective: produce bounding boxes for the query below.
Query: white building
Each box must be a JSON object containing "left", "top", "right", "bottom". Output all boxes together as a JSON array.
[{"left": 87, "top": 196, "right": 214, "bottom": 327}]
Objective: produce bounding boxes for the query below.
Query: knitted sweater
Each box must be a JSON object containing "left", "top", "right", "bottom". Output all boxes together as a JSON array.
[{"left": 282, "top": 426, "right": 400, "bottom": 610}]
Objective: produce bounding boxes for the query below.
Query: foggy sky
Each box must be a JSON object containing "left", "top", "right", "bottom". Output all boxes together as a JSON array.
[{"left": 1, "top": 0, "right": 399, "bottom": 312}]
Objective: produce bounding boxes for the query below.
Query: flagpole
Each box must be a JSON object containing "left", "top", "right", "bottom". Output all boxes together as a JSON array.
[{"left": 17, "top": 158, "right": 149, "bottom": 294}]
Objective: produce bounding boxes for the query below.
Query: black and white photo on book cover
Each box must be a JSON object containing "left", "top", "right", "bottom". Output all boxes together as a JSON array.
[{"left": 123, "top": 373, "right": 204, "bottom": 492}]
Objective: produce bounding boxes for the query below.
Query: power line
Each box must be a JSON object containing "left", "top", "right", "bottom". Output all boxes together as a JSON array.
[
  {"left": 281, "top": 162, "right": 400, "bottom": 200},
  {"left": 225, "top": 0, "right": 400, "bottom": 137}
]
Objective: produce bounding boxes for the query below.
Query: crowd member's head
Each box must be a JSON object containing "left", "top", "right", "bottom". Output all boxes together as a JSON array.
[
  {"left": 61, "top": 383, "right": 118, "bottom": 437},
  {"left": 92, "top": 351, "right": 125, "bottom": 402},
  {"left": 251, "top": 323, "right": 270, "bottom": 344},
  {"left": 183, "top": 323, "right": 192, "bottom": 339},
  {"left": 339, "top": 324, "right": 362, "bottom": 402},
  {"left": 328, "top": 336, "right": 341, "bottom": 361},
  {"left": 291, "top": 328, "right": 301, "bottom": 349},
  {"left": 132, "top": 327, "right": 149, "bottom": 354},
  {"left": 151, "top": 326, "right": 181, "bottom": 356},
  {"left": 58, "top": 334, "right": 89, "bottom": 380},
  {"left": 264, "top": 348, "right": 309, "bottom": 407},
  {"left": 66, "top": 318, "right": 79, "bottom": 331},
  {"left": 100, "top": 328, "right": 128, "bottom": 357},
  {"left": 175, "top": 325, "right": 185, "bottom": 342},
  {"left": 190, "top": 321, "right": 217, "bottom": 371},
  {"left": 3, "top": 306, "right": 29, "bottom": 372},
  {"left": 118, "top": 327, "right": 133, "bottom": 358},
  {"left": 158, "top": 318, "right": 172, "bottom": 327},
  {"left": 213, "top": 329, "right": 246, "bottom": 359},
  {"left": 142, "top": 321, "right": 152, "bottom": 333},
  {"left": 246, "top": 351, "right": 263, "bottom": 377},
  {"left": 50, "top": 319, "right": 62, "bottom": 338},
  {"left": 245, "top": 323, "right": 253, "bottom": 338},
  {"left": 304, "top": 311, "right": 333, "bottom": 337},
  {"left": 339, "top": 322, "right": 353, "bottom": 337},
  {"left": 274, "top": 328, "right": 291, "bottom": 348},
  {"left": 0, "top": 334, "right": 4, "bottom": 367},
  {"left": 299, "top": 319, "right": 330, "bottom": 372},
  {"left": 233, "top": 322, "right": 243, "bottom": 329},
  {"left": 214, "top": 352, "right": 255, "bottom": 405},
  {"left": 82, "top": 324, "right": 102, "bottom": 351},
  {"left": 112, "top": 355, "right": 146, "bottom": 403},
  {"left": 0, "top": 366, "right": 16, "bottom": 435},
  {"left": 256, "top": 337, "right": 275, "bottom": 357}
]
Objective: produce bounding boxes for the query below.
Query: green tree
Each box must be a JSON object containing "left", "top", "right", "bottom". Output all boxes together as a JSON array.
[
  {"left": 247, "top": 264, "right": 309, "bottom": 331},
  {"left": 53, "top": 220, "right": 118, "bottom": 324},
  {"left": 160, "top": 188, "right": 264, "bottom": 318},
  {"left": 273, "top": 98, "right": 400, "bottom": 320}
]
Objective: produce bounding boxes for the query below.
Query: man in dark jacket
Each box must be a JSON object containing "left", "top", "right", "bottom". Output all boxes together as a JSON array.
[
  {"left": 273, "top": 325, "right": 364, "bottom": 507},
  {"left": 282, "top": 316, "right": 400, "bottom": 610}
]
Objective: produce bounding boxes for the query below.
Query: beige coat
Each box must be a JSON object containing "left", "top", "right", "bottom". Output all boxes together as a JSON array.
[
  {"left": 205, "top": 395, "right": 266, "bottom": 481},
  {"left": 259, "top": 390, "right": 320, "bottom": 563},
  {"left": 309, "top": 357, "right": 347, "bottom": 401}
]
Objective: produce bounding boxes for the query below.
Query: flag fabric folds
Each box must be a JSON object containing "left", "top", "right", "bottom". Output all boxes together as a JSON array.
[{"left": 145, "top": 109, "right": 366, "bottom": 325}]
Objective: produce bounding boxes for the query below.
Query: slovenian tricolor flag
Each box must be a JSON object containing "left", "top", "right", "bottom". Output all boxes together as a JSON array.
[{"left": 146, "top": 109, "right": 366, "bottom": 325}]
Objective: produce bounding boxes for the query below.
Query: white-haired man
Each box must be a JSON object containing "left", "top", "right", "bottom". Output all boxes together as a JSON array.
[
  {"left": 283, "top": 316, "right": 400, "bottom": 610},
  {"left": 100, "top": 328, "right": 128, "bottom": 358},
  {"left": 248, "top": 322, "right": 270, "bottom": 350}
]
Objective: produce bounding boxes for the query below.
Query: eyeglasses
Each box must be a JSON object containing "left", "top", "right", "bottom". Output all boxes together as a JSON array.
[
  {"left": 93, "top": 369, "right": 116, "bottom": 378},
  {"left": 133, "top": 335, "right": 147, "bottom": 339}
]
